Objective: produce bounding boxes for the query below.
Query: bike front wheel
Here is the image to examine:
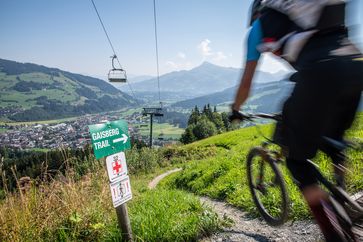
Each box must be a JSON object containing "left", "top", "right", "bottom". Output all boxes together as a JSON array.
[{"left": 247, "top": 147, "right": 290, "bottom": 226}]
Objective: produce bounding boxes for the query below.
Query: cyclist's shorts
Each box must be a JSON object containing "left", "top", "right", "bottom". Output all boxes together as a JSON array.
[{"left": 277, "top": 57, "right": 363, "bottom": 161}]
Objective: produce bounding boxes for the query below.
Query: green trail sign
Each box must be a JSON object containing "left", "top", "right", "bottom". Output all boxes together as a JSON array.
[{"left": 88, "top": 120, "right": 131, "bottom": 159}]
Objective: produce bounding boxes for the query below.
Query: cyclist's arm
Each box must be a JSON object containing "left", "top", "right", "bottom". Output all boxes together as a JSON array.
[{"left": 232, "top": 20, "right": 262, "bottom": 111}]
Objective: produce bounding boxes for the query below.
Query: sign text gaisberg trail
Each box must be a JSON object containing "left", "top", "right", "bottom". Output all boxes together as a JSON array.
[{"left": 88, "top": 120, "right": 131, "bottom": 159}]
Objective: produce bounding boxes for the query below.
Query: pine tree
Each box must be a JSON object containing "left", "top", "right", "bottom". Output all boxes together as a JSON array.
[
  {"left": 180, "top": 125, "right": 196, "bottom": 144},
  {"left": 188, "top": 106, "right": 200, "bottom": 125},
  {"left": 181, "top": 105, "right": 232, "bottom": 144},
  {"left": 221, "top": 112, "right": 231, "bottom": 131},
  {"left": 212, "top": 112, "right": 225, "bottom": 133}
]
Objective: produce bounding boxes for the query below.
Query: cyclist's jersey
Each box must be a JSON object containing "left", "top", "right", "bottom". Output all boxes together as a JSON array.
[
  {"left": 247, "top": 1, "right": 362, "bottom": 71},
  {"left": 247, "top": 20, "right": 263, "bottom": 61}
]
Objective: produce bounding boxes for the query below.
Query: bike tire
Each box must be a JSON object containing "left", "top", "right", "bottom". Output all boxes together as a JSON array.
[{"left": 247, "top": 146, "right": 290, "bottom": 226}]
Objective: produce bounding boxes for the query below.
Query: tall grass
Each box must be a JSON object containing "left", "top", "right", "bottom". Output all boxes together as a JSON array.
[
  {"left": 0, "top": 147, "right": 225, "bottom": 241},
  {"left": 0, "top": 165, "right": 114, "bottom": 241},
  {"left": 130, "top": 189, "right": 224, "bottom": 242}
]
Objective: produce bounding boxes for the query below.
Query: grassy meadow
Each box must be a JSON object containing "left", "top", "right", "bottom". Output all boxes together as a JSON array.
[
  {"left": 0, "top": 108, "right": 138, "bottom": 126},
  {"left": 0, "top": 72, "right": 80, "bottom": 109},
  {"left": 134, "top": 123, "right": 184, "bottom": 140}
]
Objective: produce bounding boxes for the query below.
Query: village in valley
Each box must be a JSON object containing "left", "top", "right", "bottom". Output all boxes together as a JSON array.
[{"left": 0, "top": 110, "right": 175, "bottom": 150}]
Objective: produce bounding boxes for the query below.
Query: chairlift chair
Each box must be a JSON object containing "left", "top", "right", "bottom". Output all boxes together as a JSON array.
[{"left": 108, "top": 55, "right": 127, "bottom": 83}]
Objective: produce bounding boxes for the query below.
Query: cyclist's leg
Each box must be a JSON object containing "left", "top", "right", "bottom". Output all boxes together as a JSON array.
[
  {"left": 319, "top": 58, "right": 363, "bottom": 189},
  {"left": 286, "top": 158, "right": 349, "bottom": 241},
  {"left": 280, "top": 60, "right": 357, "bottom": 241},
  {"left": 319, "top": 89, "right": 362, "bottom": 189}
]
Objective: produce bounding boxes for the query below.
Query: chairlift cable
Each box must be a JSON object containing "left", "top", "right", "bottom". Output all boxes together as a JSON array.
[
  {"left": 126, "top": 81, "right": 140, "bottom": 106},
  {"left": 90, "top": 0, "right": 140, "bottom": 106},
  {"left": 152, "top": 0, "right": 165, "bottom": 144},
  {"left": 153, "top": 0, "right": 162, "bottom": 106},
  {"left": 91, "top": 0, "right": 119, "bottom": 65}
]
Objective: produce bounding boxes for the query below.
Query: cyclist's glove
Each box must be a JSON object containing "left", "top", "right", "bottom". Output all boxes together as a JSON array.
[{"left": 228, "top": 110, "right": 246, "bottom": 122}]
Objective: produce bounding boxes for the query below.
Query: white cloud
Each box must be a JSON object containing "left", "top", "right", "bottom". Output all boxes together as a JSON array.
[
  {"left": 198, "top": 39, "right": 212, "bottom": 57},
  {"left": 213, "top": 51, "right": 227, "bottom": 61},
  {"left": 197, "top": 39, "right": 228, "bottom": 63},
  {"left": 164, "top": 51, "right": 194, "bottom": 73},
  {"left": 164, "top": 60, "right": 193, "bottom": 72},
  {"left": 165, "top": 61, "right": 178, "bottom": 69},
  {"left": 184, "top": 62, "right": 193, "bottom": 69},
  {"left": 177, "top": 52, "right": 186, "bottom": 59}
]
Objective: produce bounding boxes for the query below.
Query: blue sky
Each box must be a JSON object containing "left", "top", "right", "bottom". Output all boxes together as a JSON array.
[{"left": 0, "top": 0, "right": 362, "bottom": 78}]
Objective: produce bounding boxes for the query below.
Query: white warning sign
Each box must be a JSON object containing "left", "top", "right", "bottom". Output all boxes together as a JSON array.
[
  {"left": 106, "top": 152, "right": 128, "bottom": 182},
  {"left": 109, "top": 176, "right": 132, "bottom": 208}
]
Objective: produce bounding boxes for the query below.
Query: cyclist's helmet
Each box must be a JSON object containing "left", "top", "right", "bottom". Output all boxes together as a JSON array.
[{"left": 249, "top": 0, "right": 263, "bottom": 26}]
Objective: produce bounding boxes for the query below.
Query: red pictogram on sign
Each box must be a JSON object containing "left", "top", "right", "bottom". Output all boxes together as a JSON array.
[
  {"left": 106, "top": 153, "right": 128, "bottom": 183},
  {"left": 112, "top": 160, "right": 122, "bottom": 175}
]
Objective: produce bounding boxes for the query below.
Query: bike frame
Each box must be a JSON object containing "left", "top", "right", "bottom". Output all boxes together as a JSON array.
[{"left": 244, "top": 112, "right": 363, "bottom": 217}]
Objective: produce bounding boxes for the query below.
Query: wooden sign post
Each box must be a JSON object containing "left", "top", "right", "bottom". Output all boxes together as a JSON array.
[{"left": 89, "top": 120, "right": 133, "bottom": 241}]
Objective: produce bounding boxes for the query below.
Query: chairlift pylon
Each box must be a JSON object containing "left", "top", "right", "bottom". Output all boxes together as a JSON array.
[{"left": 108, "top": 55, "right": 127, "bottom": 83}]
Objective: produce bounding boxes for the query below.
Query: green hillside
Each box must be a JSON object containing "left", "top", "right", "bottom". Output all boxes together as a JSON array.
[
  {"left": 161, "top": 113, "right": 363, "bottom": 220},
  {"left": 0, "top": 59, "right": 137, "bottom": 121}
]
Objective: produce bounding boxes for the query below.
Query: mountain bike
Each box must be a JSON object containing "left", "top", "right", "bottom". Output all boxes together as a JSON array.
[{"left": 233, "top": 112, "right": 363, "bottom": 240}]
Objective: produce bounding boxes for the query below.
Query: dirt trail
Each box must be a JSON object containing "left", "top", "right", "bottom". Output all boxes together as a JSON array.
[
  {"left": 148, "top": 169, "right": 363, "bottom": 242},
  {"left": 147, "top": 168, "right": 182, "bottom": 189},
  {"left": 199, "top": 197, "right": 322, "bottom": 242}
]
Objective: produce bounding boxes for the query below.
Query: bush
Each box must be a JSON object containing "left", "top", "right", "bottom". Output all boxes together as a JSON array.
[{"left": 193, "top": 118, "right": 217, "bottom": 140}]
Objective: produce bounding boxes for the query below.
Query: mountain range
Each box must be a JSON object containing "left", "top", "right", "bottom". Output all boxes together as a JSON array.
[
  {"left": 172, "top": 80, "right": 295, "bottom": 113},
  {"left": 0, "top": 59, "right": 136, "bottom": 121},
  {"left": 2, "top": 58, "right": 360, "bottom": 122},
  {"left": 172, "top": 78, "right": 363, "bottom": 113},
  {"left": 122, "top": 62, "right": 287, "bottom": 102}
]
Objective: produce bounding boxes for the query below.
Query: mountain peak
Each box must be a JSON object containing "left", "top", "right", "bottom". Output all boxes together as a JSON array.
[
  {"left": 199, "top": 61, "right": 218, "bottom": 68},
  {"left": 192, "top": 61, "right": 222, "bottom": 72}
]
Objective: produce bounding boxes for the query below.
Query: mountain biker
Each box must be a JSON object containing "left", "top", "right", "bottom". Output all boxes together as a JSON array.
[{"left": 230, "top": 0, "right": 363, "bottom": 241}]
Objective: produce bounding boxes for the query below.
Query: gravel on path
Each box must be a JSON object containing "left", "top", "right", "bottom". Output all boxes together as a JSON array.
[{"left": 199, "top": 197, "right": 323, "bottom": 242}]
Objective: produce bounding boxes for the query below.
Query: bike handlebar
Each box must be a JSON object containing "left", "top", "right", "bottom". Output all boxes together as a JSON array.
[
  {"left": 245, "top": 113, "right": 282, "bottom": 121},
  {"left": 229, "top": 111, "right": 282, "bottom": 122}
]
